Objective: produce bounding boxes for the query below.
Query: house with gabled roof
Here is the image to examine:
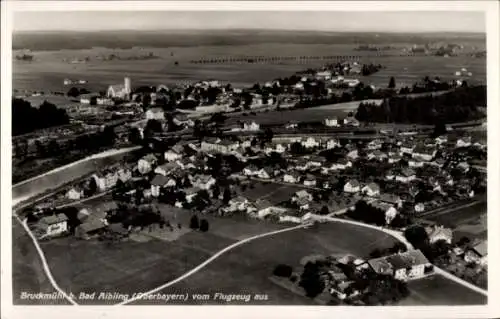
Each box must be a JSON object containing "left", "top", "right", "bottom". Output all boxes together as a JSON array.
[
  {"left": 191, "top": 174, "right": 216, "bottom": 190},
  {"left": 37, "top": 214, "right": 69, "bottom": 238},
  {"left": 164, "top": 144, "right": 184, "bottom": 162},
  {"left": 379, "top": 193, "right": 403, "bottom": 208},
  {"left": 150, "top": 174, "right": 175, "bottom": 197},
  {"left": 343, "top": 180, "right": 361, "bottom": 193},
  {"left": 465, "top": 240, "right": 487, "bottom": 266},
  {"left": 400, "top": 141, "right": 416, "bottom": 154},
  {"left": 456, "top": 136, "right": 472, "bottom": 148},
  {"left": 425, "top": 225, "right": 453, "bottom": 244},
  {"left": 362, "top": 182, "right": 380, "bottom": 197},
  {"left": 368, "top": 250, "right": 432, "bottom": 281},
  {"left": 283, "top": 171, "right": 301, "bottom": 184},
  {"left": 138, "top": 154, "right": 158, "bottom": 174},
  {"left": 395, "top": 168, "right": 417, "bottom": 183},
  {"left": 303, "top": 174, "right": 317, "bottom": 187}
]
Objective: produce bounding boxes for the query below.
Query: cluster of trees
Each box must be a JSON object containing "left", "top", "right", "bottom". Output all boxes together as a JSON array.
[
  {"left": 346, "top": 200, "right": 409, "bottom": 227},
  {"left": 359, "top": 273, "right": 409, "bottom": 305},
  {"left": 403, "top": 225, "right": 452, "bottom": 262},
  {"left": 369, "top": 242, "right": 408, "bottom": 259},
  {"left": 12, "top": 99, "right": 70, "bottom": 136},
  {"left": 299, "top": 260, "right": 327, "bottom": 298},
  {"left": 189, "top": 215, "right": 209, "bottom": 232},
  {"left": 67, "top": 87, "right": 91, "bottom": 98},
  {"left": 355, "top": 86, "right": 486, "bottom": 125}
]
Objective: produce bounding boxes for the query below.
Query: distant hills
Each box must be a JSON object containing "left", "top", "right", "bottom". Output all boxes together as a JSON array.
[{"left": 12, "top": 29, "right": 486, "bottom": 51}]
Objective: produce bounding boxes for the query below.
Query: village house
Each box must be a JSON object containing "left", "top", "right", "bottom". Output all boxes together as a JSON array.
[
  {"left": 285, "top": 121, "right": 299, "bottom": 130},
  {"left": 307, "top": 156, "right": 326, "bottom": 168},
  {"left": 265, "top": 143, "right": 286, "bottom": 154},
  {"left": 296, "top": 197, "right": 310, "bottom": 211},
  {"left": 184, "top": 187, "right": 201, "bottom": 204},
  {"left": 252, "top": 199, "right": 287, "bottom": 219},
  {"left": 117, "top": 167, "right": 132, "bottom": 183},
  {"left": 138, "top": 154, "right": 158, "bottom": 175},
  {"left": 369, "top": 200, "right": 399, "bottom": 224},
  {"left": 293, "top": 190, "right": 313, "bottom": 203},
  {"left": 367, "top": 139, "right": 383, "bottom": 150},
  {"left": 150, "top": 174, "right": 176, "bottom": 197},
  {"left": 464, "top": 241, "right": 488, "bottom": 266},
  {"left": 395, "top": 168, "right": 417, "bottom": 183},
  {"left": 164, "top": 145, "right": 184, "bottom": 162},
  {"left": 429, "top": 158, "right": 446, "bottom": 169},
  {"left": 435, "top": 135, "right": 448, "bottom": 145},
  {"left": 326, "top": 138, "right": 341, "bottom": 150},
  {"left": 154, "top": 162, "right": 181, "bottom": 177},
  {"left": 412, "top": 146, "right": 436, "bottom": 162},
  {"left": 330, "top": 158, "right": 352, "bottom": 171},
  {"left": 408, "top": 158, "right": 424, "bottom": 168},
  {"left": 426, "top": 225, "right": 453, "bottom": 244},
  {"left": 75, "top": 218, "right": 107, "bottom": 240},
  {"left": 173, "top": 114, "right": 195, "bottom": 128},
  {"left": 176, "top": 158, "right": 196, "bottom": 171},
  {"left": 324, "top": 117, "right": 340, "bottom": 127},
  {"left": 91, "top": 170, "right": 119, "bottom": 192},
  {"left": 361, "top": 183, "right": 380, "bottom": 197},
  {"left": 368, "top": 250, "right": 432, "bottom": 281},
  {"left": 145, "top": 107, "right": 165, "bottom": 120},
  {"left": 66, "top": 187, "right": 83, "bottom": 200},
  {"left": 400, "top": 142, "right": 416, "bottom": 154},
  {"left": 201, "top": 138, "right": 239, "bottom": 154},
  {"left": 388, "top": 154, "right": 402, "bottom": 164},
  {"left": 243, "top": 121, "right": 260, "bottom": 132},
  {"left": 301, "top": 137, "right": 320, "bottom": 149},
  {"left": 456, "top": 136, "right": 472, "bottom": 148},
  {"left": 303, "top": 174, "right": 317, "bottom": 187},
  {"left": 379, "top": 193, "right": 403, "bottom": 209},
  {"left": 283, "top": 171, "right": 300, "bottom": 184},
  {"left": 344, "top": 117, "right": 360, "bottom": 127},
  {"left": 191, "top": 174, "right": 216, "bottom": 190},
  {"left": 227, "top": 196, "right": 250, "bottom": 212},
  {"left": 257, "top": 167, "right": 274, "bottom": 179},
  {"left": 79, "top": 93, "right": 99, "bottom": 104},
  {"left": 457, "top": 161, "right": 470, "bottom": 172},
  {"left": 37, "top": 214, "right": 69, "bottom": 238},
  {"left": 367, "top": 150, "right": 388, "bottom": 161},
  {"left": 243, "top": 165, "right": 260, "bottom": 176},
  {"left": 343, "top": 180, "right": 361, "bottom": 193},
  {"left": 294, "top": 159, "right": 310, "bottom": 171},
  {"left": 346, "top": 149, "right": 359, "bottom": 161}
]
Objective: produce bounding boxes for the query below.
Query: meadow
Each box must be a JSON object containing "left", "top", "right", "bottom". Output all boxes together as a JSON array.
[{"left": 13, "top": 43, "right": 486, "bottom": 95}]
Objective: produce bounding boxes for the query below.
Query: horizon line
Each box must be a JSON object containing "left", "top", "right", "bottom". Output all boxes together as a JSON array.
[{"left": 12, "top": 28, "right": 487, "bottom": 34}]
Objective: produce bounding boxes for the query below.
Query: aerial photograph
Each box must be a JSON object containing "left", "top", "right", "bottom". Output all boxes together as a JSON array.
[{"left": 11, "top": 10, "right": 488, "bottom": 306}]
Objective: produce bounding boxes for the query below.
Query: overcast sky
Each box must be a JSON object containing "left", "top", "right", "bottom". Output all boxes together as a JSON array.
[{"left": 13, "top": 11, "right": 485, "bottom": 33}]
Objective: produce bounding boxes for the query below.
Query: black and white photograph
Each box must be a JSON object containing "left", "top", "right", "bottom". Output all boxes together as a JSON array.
[{"left": 1, "top": 1, "right": 499, "bottom": 318}]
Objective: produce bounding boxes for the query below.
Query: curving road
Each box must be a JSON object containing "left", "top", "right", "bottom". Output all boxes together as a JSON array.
[{"left": 117, "top": 223, "right": 311, "bottom": 305}]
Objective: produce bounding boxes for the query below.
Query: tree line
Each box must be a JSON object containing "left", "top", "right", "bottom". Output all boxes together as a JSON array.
[
  {"left": 355, "top": 85, "right": 486, "bottom": 125},
  {"left": 12, "top": 98, "right": 70, "bottom": 136}
]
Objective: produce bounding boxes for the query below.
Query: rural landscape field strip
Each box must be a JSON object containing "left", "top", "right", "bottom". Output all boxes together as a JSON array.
[{"left": 116, "top": 223, "right": 310, "bottom": 305}]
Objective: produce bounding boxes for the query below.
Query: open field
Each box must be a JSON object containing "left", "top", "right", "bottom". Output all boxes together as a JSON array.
[
  {"left": 132, "top": 222, "right": 399, "bottom": 305},
  {"left": 14, "top": 43, "right": 486, "bottom": 94},
  {"left": 398, "top": 275, "right": 487, "bottom": 305},
  {"left": 26, "top": 219, "right": 398, "bottom": 305},
  {"left": 424, "top": 201, "right": 486, "bottom": 229}
]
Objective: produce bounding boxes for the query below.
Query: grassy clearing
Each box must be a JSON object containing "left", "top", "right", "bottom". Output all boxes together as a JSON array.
[
  {"left": 399, "top": 275, "right": 486, "bottom": 305},
  {"left": 139, "top": 222, "right": 399, "bottom": 305},
  {"left": 425, "top": 201, "right": 486, "bottom": 229}
]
